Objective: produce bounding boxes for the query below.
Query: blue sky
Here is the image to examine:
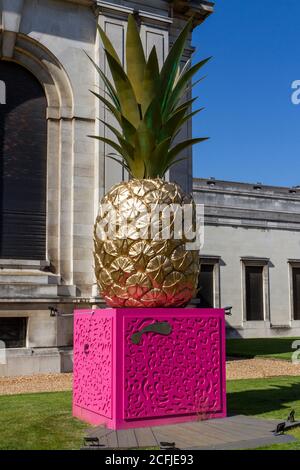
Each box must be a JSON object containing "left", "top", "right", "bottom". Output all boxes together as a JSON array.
[{"left": 192, "top": 0, "right": 300, "bottom": 186}]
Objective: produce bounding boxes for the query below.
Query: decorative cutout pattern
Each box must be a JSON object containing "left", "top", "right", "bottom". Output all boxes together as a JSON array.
[
  {"left": 73, "top": 314, "right": 113, "bottom": 419},
  {"left": 73, "top": 309, "right": 226, "bottom": 428},
  {"left": 124, "top": 316, "right": 223, "bottom": 420}
]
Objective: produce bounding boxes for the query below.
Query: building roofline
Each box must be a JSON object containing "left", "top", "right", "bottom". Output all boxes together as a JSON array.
[
  {"left": 58, "top": 1, "right": 215, "bottom": 24},
  {"left": 193, "top": 177, "right": 300, "bottom": 197}
]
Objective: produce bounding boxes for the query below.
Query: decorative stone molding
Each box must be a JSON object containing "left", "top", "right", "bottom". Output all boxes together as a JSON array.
[
  {"left": 1, "top": 0, "right": 23, "bottom": 32},
  {"left": 0, "top": 32, "right": 74, "bottom": 286},
  {"left": 0, "top": 32, "right": 73, "bottom": 118},
  {"left": 138, "top": 10, "right": 173, "bottom": 27},
  {"left": 1, "top": 0, "right": 24, "bottom": 58},
  {"left": 168, "top": 0, "right": 214, "bottom": 27},
  {"left": 94, "top": 0, "right": 213, "bottom": 26},
  {"left": 96, "top": 1, "right": 134, "bottom": 19},
  {"left": 0, "top": 3, "right": 73, "bottom": 116},
  {"left": 95, "top": 1, "right": 173, "bottom": 26}
]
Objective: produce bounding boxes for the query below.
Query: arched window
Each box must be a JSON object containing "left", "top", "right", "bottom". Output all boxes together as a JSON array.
[{"left": 0, "top": 61, "right": 47, "bottom": 260}]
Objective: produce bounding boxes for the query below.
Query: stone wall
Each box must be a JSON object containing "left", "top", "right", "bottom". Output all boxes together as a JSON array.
[
  {"left": 194, "top": 178, "right": 300, "bottom": 338},
  {"left": 0, "top": 0, "right": 213, "bottom": 375}
]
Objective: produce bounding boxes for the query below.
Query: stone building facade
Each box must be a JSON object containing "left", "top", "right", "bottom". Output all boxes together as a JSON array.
[
  {"left": 0, "top": 0, "right": 213, "bottom": 375},
  {"left": 194, "top": 178, "right": 300, "bottom": 339}
]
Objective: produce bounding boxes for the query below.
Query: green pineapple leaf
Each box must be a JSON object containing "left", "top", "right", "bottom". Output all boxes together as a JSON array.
[
  {"left": 91, "top": 14, "right": 210, "bottom": 179},
  {"left": 173, "top": 97, "right": 198, "bottom": 115},
  {"left": 126, "top": 14, "right": 147, "bottom": 104},
  {"left": 151, "top": 137, "right": 172, "bottom": 177},
  {"left": 90, "top": 90, "right": 122, "bottom": 125},
  {"left": 165, "top": 57, "right": 211, "bottom": 116},
  {"left": 179, "top": 108, "right": 205, "bottom": 128},
  {"left": 143, "top": 97, "right": 163, "bottom": 141},
  {"left": 85, "top": 53, "right": 120, "bottom": 110},
  {"left": 89, "top": 135, "right": 134, "bottom": 167},
  {"left": 97, "top": 24, "right": 122, "bottom": 65},
  {"left": 159, "top": 107, "right": 189, "bottom": 142},
  {"left": 168, "top": 137, "right": 209, "bottom": 165},
  {"left": 105, "top": 51, "right": 141, "bottom": 127},
  {"left": 160, "top": 17, "right": 194, "bottom": 111},
  {"left": 105, "top": 154, "right": 131, "bottom": 174},
  {"left": 98, "top": 119, "right": 135, "bottom": 159},
  {"left": 134, "top": 120, "right": 156, "bottom": 174},
  {"left": 120, "top": 115, "right": 138, "bottom": 146},
  {"left": 164, "top": 156, "right": 188, "bottom": 173},
  {"left": 141, "top": 46, "right": 160, "bottom": 116}
]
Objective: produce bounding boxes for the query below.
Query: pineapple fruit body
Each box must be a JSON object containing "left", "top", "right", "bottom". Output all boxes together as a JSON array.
[{"left": 94, "top": 179, "right": 199, "bottom": 308}]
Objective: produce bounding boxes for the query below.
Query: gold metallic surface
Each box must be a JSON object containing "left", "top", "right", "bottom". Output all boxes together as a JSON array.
[{"left": 94, "top": 179, "right": 200, "bottom": 308}]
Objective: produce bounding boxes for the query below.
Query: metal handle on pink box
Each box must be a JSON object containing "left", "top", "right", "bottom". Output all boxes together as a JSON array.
[{"left": 131, "top": 321, "right": 172, "bottom": 345}]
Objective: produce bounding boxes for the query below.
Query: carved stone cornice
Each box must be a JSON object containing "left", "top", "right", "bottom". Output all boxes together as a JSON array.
[
  {"left": 0, "top": 0, "right": 24, "bottom": 58},
  {"left": 168, "top": 0, "right": 214, "bottom": 27},
  {"left": 95, "top": 1, "right": 173, "bottom": 26},
  {"left": 94, "top": 1, "right": 213, "bottom": 28}
]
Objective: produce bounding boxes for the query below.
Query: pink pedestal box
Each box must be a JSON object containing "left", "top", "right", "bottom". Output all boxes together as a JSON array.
[{"left": 73, "top": 308, "right": 226, "bottom": 430}]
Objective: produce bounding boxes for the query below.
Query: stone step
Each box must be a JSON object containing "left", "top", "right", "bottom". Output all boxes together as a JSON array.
[
  {"left": 0, "top": 283, "right": 76, "bottom": 298},
  {"left": 0, "top": 283, "right": 59, "bottom": 298},
  {"left": 0, "top": 347, "right": 61, "bottom": 376},
  {"left": 0, "top": 270, "right": 61, "bottom": 285},
  {"left": 0, "top": 259, "right": 50, "bottom": 270}
]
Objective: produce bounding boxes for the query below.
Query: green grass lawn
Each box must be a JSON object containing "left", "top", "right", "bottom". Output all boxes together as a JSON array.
[
  {"left": 252, "top": 429, "right": 300, "bottom": 450},
  {"left": 0, "top": 391, "right": 87, "bottom": 450},
  {"left": 1, "top": 376, "right": 300, "bottom": 449},
  {"left": 227, "top": 376, "right": 300, "bottom": 419},
  {"left": 226, "top": 337, "right": 300, "bottom": 361},
  {"left": 227, "top": 376, "right": 300, "bottom": 450}
]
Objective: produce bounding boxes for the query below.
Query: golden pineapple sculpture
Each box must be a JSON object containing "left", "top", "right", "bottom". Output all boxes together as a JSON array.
[
  {"left": 90, "top": 15, "right": 210, "bottom": 308},
  {"left": 94, "top": 178, "right": 199, "bottom": 307}
]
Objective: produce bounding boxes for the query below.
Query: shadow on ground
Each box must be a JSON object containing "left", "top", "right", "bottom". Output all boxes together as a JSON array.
[
  {"left": 226, "top": 338, "right": 299, "bottom": 360},
  {"left": 227, "top": 377, "right": 300, "bottom": 418}
]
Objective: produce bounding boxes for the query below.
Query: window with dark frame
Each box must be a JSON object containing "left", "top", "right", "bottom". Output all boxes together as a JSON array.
[
  {"left": 0, "top": 317, "right": 27, "bottom": 348},
  {"left": 292, "top": 267, "right": 300, "bottom": 320},
  {"left": 0, "top": 62, "right": 47, "bottom": 260},
  {"left": 245, "top": 266, "right": 264, "bottom": 321},
  {"left": 198, "top": 264, "right": 214, "bottom": 308}
]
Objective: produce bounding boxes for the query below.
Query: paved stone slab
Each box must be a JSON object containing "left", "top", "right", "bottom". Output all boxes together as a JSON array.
[
  {"left": 116, "top": 429, "right": 138, "bottom": 449},
  {"left": 85, "top": 415, "right": 297, "bottom": 450},
  {"left": 135, "top": 427, "right": 159, "bottom": 448}
]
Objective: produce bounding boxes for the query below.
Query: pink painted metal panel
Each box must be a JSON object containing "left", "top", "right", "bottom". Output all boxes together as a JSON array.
[
  {"left": 73, "top": 308, "right": 226, "bottom": 429},
  {"left": 123, "top": 309, "right": 225, "bottom": 422}
]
